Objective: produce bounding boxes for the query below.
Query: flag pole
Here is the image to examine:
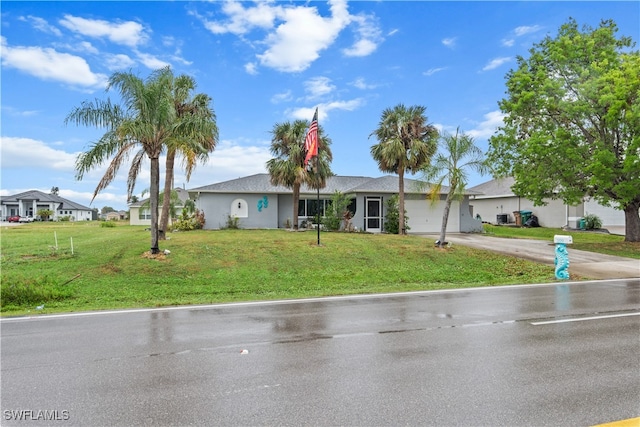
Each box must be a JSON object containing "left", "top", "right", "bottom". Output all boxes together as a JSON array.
[{"left": 316, "top": 157, "right": 321, "bottom": 246}]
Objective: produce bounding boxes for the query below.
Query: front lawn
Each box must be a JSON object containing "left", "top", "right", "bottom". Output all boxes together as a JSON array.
[{"left": 1, "top": 222, "right": 559, "bottom": 316}]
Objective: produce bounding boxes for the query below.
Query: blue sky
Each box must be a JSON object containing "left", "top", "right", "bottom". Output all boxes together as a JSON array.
[{"left": 1, "top": 1, "right": 638, "bottom": 211}]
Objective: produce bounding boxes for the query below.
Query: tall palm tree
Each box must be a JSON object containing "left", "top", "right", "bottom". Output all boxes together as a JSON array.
[
  {"left": 419, "top": 127, "right": 489, "bottom": 246},
  {"left": 66, "top": 67, "right": 210, "bottom": 254},
  {"left": 370, "top": 104, "right": 438, "bottom": 234},
  {"left": 266, "top": 120, "right": 333, "bottom": 230},
  {"left": 159, "top": 74, "right": 218, "bottom": 238}
]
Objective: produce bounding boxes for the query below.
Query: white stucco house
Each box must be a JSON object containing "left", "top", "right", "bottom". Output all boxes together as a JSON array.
[
  {"left": 0, "top": 190, "right": 94, "bottom": 221},
  {"left": 468, "top": 177, "right": 626, "bottom": 228},
  {"left": 188, "top": 173, "right": 483, "bottom": 234},
  {"left": 129, "top": 187, "right": 190, "bottom": 227}
]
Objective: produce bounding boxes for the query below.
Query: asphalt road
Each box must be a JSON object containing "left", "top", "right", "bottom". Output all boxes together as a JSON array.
[{"left": 2, "top": 280, "right": 639, "bottom": 426}]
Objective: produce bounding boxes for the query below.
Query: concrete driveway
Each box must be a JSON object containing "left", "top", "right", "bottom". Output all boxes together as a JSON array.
[{"left": 432, "top": 234, "right": 639, "bottom": 280}]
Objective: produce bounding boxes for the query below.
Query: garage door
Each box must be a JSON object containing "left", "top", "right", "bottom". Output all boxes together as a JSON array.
[{"left": 405, "top": 199, "right": 459, "bottom": 233}]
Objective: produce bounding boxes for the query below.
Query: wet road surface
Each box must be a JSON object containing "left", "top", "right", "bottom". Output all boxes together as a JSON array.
[{"left": 2, "top": 279, "right": 639, "bottom": 426}]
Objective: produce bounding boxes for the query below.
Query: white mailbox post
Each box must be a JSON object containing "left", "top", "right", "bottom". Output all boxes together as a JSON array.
[{"left": 554, "top": 235, "right": 573, "bottom": 280}]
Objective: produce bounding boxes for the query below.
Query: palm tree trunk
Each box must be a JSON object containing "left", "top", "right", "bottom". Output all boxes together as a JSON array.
[
  {"left": 398, "top": 169, "right": 405, "bottom": 234},
  {"left": 439, "top": 192, "right": 454, "bottom": 246},
  {"left": 159, "top": 149, "right": 176, "bottom": 240},
  {"left": 292, "top": 183, "right": 300, "bottom": 230},
  {"left": 150, "top": 156, "right": 161, "bottom": 254}
]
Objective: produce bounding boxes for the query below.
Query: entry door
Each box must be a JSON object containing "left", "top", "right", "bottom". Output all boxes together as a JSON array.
[{"left": 365, "top": 197, "right": 382, "bottom": 232}]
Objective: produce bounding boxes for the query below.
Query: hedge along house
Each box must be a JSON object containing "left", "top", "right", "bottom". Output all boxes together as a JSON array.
[
  {"left": 0, "top": 190, "right": 94, "bottom": 221},
  {"left": 188, "top": 173, "right": 483, "bottom": 233},
  {"left": 468, "top": 177, "right": 626, "bottom": 228}
]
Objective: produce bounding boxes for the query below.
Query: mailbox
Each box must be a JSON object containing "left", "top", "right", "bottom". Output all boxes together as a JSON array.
[{"left": 554, "top": 235, "right": 573, "bottom": 244}]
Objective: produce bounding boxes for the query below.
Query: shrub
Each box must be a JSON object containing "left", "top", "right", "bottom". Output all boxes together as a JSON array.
[
  {"left": 100, "top": 221, "right": 116, "bottom": 228},
  {"left": 224, "top": 215, "right": 240, "bottom": 229},
  {"left": 324, "top": 191, "right": 352, "bottom": 231},
  {"left": 173, "top": 209, "right": 205, "bottom": 231},
  {"left": 583, "top": 213, "right": 602, "bottom": 230},
  {"left": 384, "top": 195, "right": 409, "bottom": 234}
]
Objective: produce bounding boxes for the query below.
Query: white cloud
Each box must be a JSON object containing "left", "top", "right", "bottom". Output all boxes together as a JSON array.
[
  {"left": 466, "top": 110, "right": 506, "bottom": 139},
  {"left": 0, "top": 37, "right": 108, "bottom": 88},
  {"left": 271, "top": 90, "right": 292, "bottom": 104},
  {"left": 387, "top": 29, "right": 399, "bottom": 37},
  {"left": 135, "top": 51, "right": 170, "bottom": 70},
  {"left": 59, "top": 15, "right": 148, "bottom": 48},
  {"left": 423, "top": 67, "right": 447, "bottom": 77},
  {"left": 288, "top": 99, "right": 364, "bottom": 121},
  {"left": 442, "top": 37, "right": 457, "bottom": 48},
  {"left": 343, "top": 13, "right": 381, "bottom": 57},
  {"left": 482, "top": 57, "right": 511, "bottom": 71},
  {"left": 0, "top": 136, "right": 78, "bottom": 170},
  {"left": 105, "top": 53, "right": 136, "bottom": 71},
  {"left": 244, "top": 62, "right": 258, "bottom": 75},
  {"left": 304, "top": 76, "right": 335, "bottom": 99},
  {"left": 501, "top": 38, "right": 515, "bottom": 47},
  {"left": 200, "top": 0, "right": 379, "bottom": 73},
  {"left": 20, "top": 15, "right": 62, "bottom": 36},
  {"left": 514, "top": 25, "right": 542, "bottom": 37},
  {"left": 352, "top": 77, "right": 377, "bottom": 90}
]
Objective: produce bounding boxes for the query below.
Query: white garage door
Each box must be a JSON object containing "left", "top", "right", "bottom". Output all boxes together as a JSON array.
[
  {"left": 584, "top": 199, "right": 625, "bottom": 226},
  {"left": 405, "top": 199, "right": 459, "bottom": 233}
]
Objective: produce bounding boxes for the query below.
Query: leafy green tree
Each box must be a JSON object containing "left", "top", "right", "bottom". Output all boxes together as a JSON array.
[
  {"left": 67, "top": 67, "right": 200, "bottom": 254},
  {"left": 37, "top": 209, "right": 53, "bottom": 221},
  {"left": 101, "top": 206, "right": 115, "bottom": 214},
  {"left": 370, "top": 104, "right": 438, "bottom": 234},
  {"left": 159, "top": 74, "right": 218, "bottom": 238},
  {"left": 50, "top": 186, "right": 59, "bottom": 195},
  {"left": 266, "top": 120, "right": 333, "bottom": 230},
  {"left": 419, "top": 128, "right": 489, "bottom": 246},
  {"left": 487, "top": 19, "right": 640, "bottom": 242}
]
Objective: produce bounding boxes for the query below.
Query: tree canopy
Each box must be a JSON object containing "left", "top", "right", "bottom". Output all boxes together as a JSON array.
[{"left": 487, "top": 19, "right": 640, "bottom": 242}]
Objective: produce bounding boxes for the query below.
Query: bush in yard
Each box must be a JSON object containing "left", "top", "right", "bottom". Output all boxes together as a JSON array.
[
  {"left": 324, "top": 191, "right": 352, "bottom": 231},
  {"left": 1, "top": 274, "right": 75, "bottom": 308},
  {"left": 384, "top": 194, "right": 409, "bottom": 234},
  {"left": 583, "top": 213, "right": 603, "bottom": 230}
]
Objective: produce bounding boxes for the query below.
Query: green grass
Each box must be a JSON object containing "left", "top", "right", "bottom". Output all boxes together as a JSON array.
[
  {"left": 0, "top": 221, "right": 633, "bottom": 316},
  {"left": 482, "top": 224, "right": 640, "bottom": 259}
]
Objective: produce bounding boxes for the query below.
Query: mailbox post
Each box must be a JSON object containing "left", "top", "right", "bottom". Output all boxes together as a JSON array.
[{"left": 554, "top": 235, "right": 573, "bottom": 280}]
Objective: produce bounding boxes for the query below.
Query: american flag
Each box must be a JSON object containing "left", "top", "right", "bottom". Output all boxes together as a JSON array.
[{"left": 304, "top": 108, "right": 318, "bottom": 167}]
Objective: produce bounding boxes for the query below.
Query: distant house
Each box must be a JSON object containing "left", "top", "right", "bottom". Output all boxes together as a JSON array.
[
  {"left": 188, "top": 173, "right": 483, "bottom": 233},
  {"left": 468, "top": 177, "right": 625, "bottom": 228},
  {"left": 0, "top": 190, "right": 93, "bottom": 221},
  {"left": 129, "top": 188, "right": 190, "bottom": 227},
  {"left": 105, "top": 211, "right": 127, "bottom": 221}
]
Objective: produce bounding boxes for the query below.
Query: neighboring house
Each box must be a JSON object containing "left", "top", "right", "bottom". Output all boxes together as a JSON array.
[
  {"left": 0, "top": 190, "right": 93, "bottom": 221},
  {"left": 468, "top": 177, "right": 625, "bottom": 228},
  {"left": 129, "top": 187, "right": 190, "bottom": 227},
  {"left": 105, "top": 211, "right": 127, "bottom": 221},
  {"left": 188, "top": 173, "right": 483, "bottom": 234}
]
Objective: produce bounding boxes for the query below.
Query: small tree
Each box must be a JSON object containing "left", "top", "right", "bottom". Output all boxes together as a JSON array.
[
  {"left": 323, "top": 191, "right": 352, "bottom": 231},
  {"left": 384, "top": 195, "right": 409, "bottom": 234},
  {"left": 38, "top": 209, "right": 53, "bottom": 221}
]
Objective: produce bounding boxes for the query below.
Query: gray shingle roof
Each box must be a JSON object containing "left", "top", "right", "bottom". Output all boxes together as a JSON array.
[
  {"left": 468, "top": 177, "right": 516, "bottom": 198},
  {"left": 189, "top": 173, "right": 481, "bottom": 196},
  {"left": 0, "top": 190, "right": 93, "bottom": 210}
]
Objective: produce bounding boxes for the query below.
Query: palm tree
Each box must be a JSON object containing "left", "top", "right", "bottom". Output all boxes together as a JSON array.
[
  {"left": 266, "top": 120, "right": 333, "bottom": 230},
  {"left": 66, "top": 67, "right": 208, "bottom": 254},
  {"left": 370, "top": 104, "right": 438, "bottom": 234},
  {"left": 419, "top": 127, "right": 489, "bottom": 247},
  {"left": 159, "top": 74, "right": 218, "bottom": 238}
]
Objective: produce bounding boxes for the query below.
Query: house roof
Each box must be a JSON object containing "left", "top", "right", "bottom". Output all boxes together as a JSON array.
[
  {"left": 468, "top": 177, "right": 516, "bottom": 198},
  {"left": 0, "top": 190, "right": 93, "bottom": 210},
  {"left": 129, "top": 187, "right": 191, "bottom": 207},
  {"left": 189, "top": 173, "right": 481, "bottom": 196}
]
